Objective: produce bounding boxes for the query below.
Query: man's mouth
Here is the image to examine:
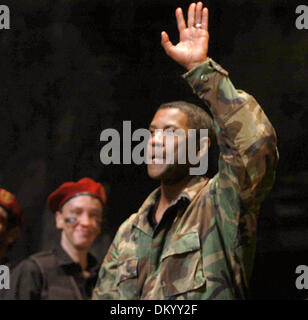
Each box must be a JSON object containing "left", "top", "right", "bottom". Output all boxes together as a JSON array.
[
  {"left": 75, "top": 230, "right": 92, "bottom": 237},
  {"left": 151, "top": 148, "right": 165, "bottom": 160},
  {"left": 151, "top": 153, "right": 165, "bottom": 164},
  {"left": 151, "top": 158, "right": 165, "bottom": 164}
]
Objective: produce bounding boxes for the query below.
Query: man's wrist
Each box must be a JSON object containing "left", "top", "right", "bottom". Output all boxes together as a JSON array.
[
  {"left": 183, "top": 58, "right": 229, "bottom": 79},
  {"left": 186, "top": 58, "right": 210, "bottom": 71}
]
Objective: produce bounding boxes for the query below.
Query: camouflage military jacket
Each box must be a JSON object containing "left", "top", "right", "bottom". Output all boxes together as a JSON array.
[{"left": 93, "top": 58, "right": 278, "bottom": 300}]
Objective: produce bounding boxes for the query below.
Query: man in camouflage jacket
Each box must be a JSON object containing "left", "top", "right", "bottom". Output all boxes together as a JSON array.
[{"left": 93, "top": 2, "right": 278, "bottom": 300}]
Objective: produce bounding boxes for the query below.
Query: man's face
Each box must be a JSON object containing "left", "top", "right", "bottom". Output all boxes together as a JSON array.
[
  {"left": 56, "top": 195, "right": 103, "bottom": 251},
  {"left": 147, "top": 108, "right": 190, "bottom": 182}
]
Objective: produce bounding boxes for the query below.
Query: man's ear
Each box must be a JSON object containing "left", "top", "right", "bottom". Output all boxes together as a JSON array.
[
  {"left": 6, "top": 226, "right": 20, "bottom": 245},
  {"left": 197, "top": 136, "right": 210, "bottom": 159},
  {"left": 55, "top": 210, "right": 64, "bottom": 230}
]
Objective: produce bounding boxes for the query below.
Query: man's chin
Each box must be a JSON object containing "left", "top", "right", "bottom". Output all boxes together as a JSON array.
[
  {"left": 72, "top": 238, "right": 95, "bottom": 251},
  {"left": 147, "top": 163, "right": 190, "bottom": 184},
  {"left": 147, "top": 163, "right": 170, "bottom": 180},
  {"left": 73, "top": 243, "right": 92, "bottom": 251}
]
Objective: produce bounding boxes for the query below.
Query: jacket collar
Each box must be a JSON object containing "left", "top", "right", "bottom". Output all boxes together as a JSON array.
[
  {"left": 53, "top": 243, "right": 100, "bottom": 274},
  {"left": 132, "top": 176, "right": 209, "bottom": 235}
]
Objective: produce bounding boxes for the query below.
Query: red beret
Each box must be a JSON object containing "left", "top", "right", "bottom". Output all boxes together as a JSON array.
[
  {"left": 47, "top": 177, "right": 107, "bottom": 213},
  {"left": 0, "top": 188, "right": 24, "bottom": 228}
]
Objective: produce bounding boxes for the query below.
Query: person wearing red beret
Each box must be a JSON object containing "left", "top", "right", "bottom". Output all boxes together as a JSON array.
[
  {"left": 3, "top": 177, "right": 106, "bottom": 300},
  {"left": 0, "top": 188, "right": 24, "bottom": 269}
]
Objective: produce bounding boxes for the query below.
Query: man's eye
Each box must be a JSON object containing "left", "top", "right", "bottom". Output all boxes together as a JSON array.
[
  {"left": 165, "top": 128, "right": 175, "bottom": 134},
  {"left": 90, "top": 214, "right": 99, "bottom": 219}
]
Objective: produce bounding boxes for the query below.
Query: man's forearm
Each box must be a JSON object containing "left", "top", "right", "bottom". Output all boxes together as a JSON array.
[
  {"left": 183, "top": 58, "right": 278, "bottom": 200},
  {"left": 182, "top": 58, "right": 246, "bottom": 119},
  {"left": 183, "top": 58, "right": 276, "bottom": 151}
]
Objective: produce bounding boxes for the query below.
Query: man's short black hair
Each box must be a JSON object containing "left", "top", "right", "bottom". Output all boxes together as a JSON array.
[{"left": 157, "top": 101, "right": 215, "bottom": 144}]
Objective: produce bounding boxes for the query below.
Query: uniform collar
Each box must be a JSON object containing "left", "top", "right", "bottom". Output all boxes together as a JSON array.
[
  {"left": 132, "top": 176, "right": 209, "bottom": 235},
  {"left": 53, "top": 243, "right": 100, "bottom": 273}
]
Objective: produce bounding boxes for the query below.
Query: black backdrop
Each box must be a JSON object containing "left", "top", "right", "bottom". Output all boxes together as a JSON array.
[{"left": 1, "top": 0, "right": 308, "bottom": 299}]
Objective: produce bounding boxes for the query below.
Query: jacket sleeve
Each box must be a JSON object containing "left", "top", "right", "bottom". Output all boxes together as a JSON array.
[
  {"left": 183, "top": 58, "right": 278, "bottom": 245},
  {"left": 2, "top": 258, "right": 43, "bottom": 300}
]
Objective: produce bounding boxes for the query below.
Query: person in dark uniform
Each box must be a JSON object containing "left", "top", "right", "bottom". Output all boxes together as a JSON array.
[
  {"left": 0, "top": 188, "right": 24, "bottom": 269},
  {"left": 3, "top": 177, "right": 107, "bottom": 300}
]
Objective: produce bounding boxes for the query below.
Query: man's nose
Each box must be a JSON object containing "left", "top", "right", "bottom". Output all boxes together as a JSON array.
[
  {"left": 151, "top": 129, "right": 165, "bottom": 146},
  {"left": 78, "top": 213, "right": 91, "bottom": 226}
]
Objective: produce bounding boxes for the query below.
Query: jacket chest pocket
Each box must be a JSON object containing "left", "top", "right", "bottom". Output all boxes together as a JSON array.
[
  {"left": 115, "top": 257, "right": 138, "bottom": 299},
  {"left": 160, "top": 231, "right": 206, "bottom": 298}
]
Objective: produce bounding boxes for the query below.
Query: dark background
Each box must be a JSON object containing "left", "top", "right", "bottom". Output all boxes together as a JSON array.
[{"left": 0, "top": 0, "right": 307, "bottom": 299}]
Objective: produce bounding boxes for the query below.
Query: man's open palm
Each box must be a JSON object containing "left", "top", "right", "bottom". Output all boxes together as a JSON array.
[{"left": 161, "top": 2, "right": 209, "bottom": 71}]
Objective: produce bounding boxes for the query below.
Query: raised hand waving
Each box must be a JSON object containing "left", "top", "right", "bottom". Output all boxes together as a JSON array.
[{"left": 161, "top": 2, "right": 209, "bottom": 71}]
